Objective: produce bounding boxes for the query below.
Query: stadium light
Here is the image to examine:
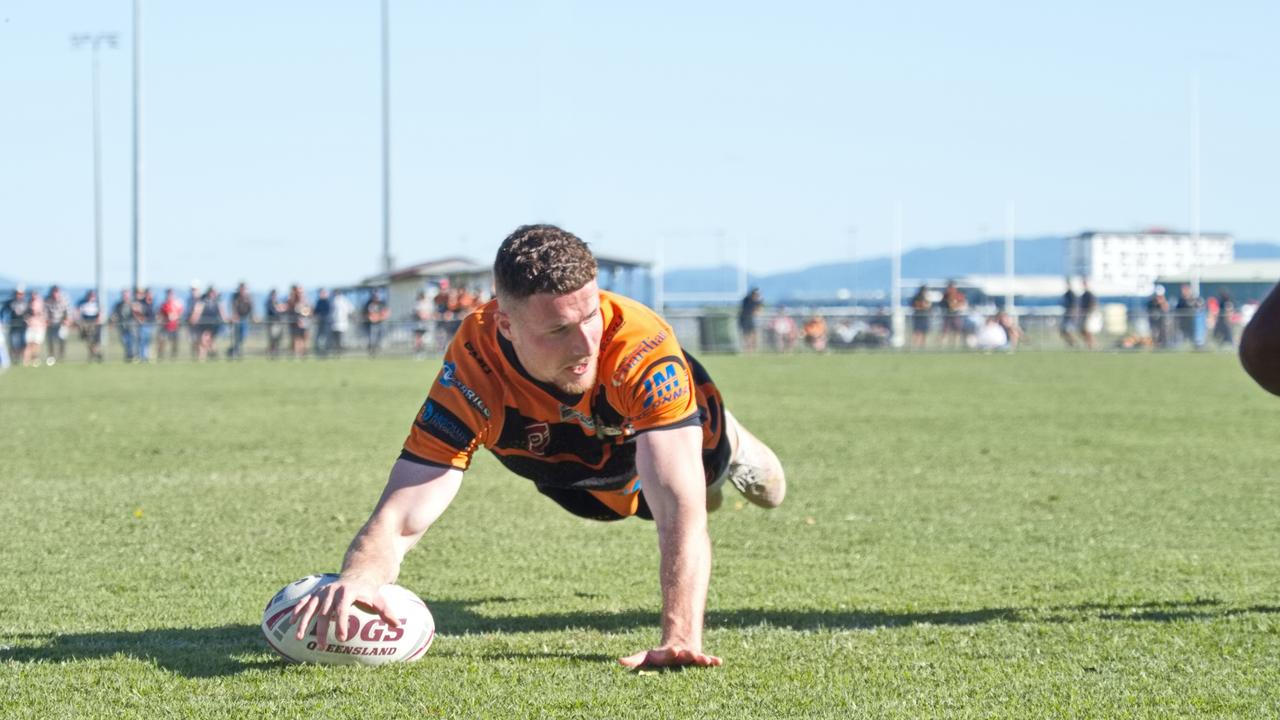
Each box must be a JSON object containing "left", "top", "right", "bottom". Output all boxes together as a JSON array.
[
  {"left": 380, "top": 0, "right": 393, "bottom": 275},
  {"left": 70, "top": 32, "right": 118, "bottom": 324},
  {"left": 131, "top": 0, "right": 142, "bottom": 293}
]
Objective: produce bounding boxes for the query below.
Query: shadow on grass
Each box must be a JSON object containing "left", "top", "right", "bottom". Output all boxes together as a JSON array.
[
  {"left": 0, "top": 624, "right": 267, "bottom": 678},
  {"left": 431, "top": 597, "right": 1280, "bottom": 634},
  {"left": 3, "top": 599, "right": 1276, "bottom": 678}
]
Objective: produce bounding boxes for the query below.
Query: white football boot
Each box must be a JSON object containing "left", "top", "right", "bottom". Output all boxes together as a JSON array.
[{"left": 723, "top": 410, "right": 786, "bottom": 508}]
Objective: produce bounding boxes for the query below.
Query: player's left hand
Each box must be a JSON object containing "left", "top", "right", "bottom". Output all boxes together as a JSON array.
[{"left": 618, "top": 645, "right": 722, "bottom": 669}]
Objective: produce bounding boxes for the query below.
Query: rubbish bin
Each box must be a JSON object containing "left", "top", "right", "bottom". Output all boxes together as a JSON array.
[{"left": 698, "top": 313, "right": 737, "bottom": 353}]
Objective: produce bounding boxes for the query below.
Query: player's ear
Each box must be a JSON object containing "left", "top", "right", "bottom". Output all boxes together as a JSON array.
[{"left": 494, "top": 307, "right": 514, "bottom": 342}]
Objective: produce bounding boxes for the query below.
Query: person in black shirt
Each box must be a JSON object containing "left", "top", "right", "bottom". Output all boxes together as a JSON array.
[
  {"left": 3, "top": 287, "right": 29, "bottom": 360},
  {"left": 738, "top": 288, "right": 763, "bottom": 353},
  {"left": 1079, "top": 280, "right": 1098, "bottom": 350},
  {"left": 364, "top": 290, "right": 389, "bottom": 358},
  {"left": 1060, "top": 278, "right": 1079, "bottom": 348},
  {"left": 1212, "top": 289, "right": 1235, "bottom": 348},
  {"left": 135, "top": 288, "right": 157, "bottom": 362}
]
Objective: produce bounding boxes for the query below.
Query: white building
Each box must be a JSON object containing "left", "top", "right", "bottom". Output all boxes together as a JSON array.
[{"left": 1068, "top": 230, "right": 1233, "bottom": 295}]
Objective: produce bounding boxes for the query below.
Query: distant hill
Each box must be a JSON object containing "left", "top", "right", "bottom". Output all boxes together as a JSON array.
[{"left": 663, "top": 237, "right": 1280, "bottom": 303}]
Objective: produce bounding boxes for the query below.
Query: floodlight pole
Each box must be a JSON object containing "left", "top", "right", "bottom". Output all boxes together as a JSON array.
[
  {"left": 380, "top": 0, "right": 393, "bottom": 275},
  {"left": 72, "top": 32, "right": 118, "bottom": 332},
  {"left": 1004, "top": 201, "right": 1015, "bottom": 316},
  {"left": 1190, "top": 71, "right": 1201, "bottom": 297},
  {"left": 891, "top": 202, "right": 904, "bottom": 348},
  {"left": 131, "top": 0, "right": 142, "bottom": 293}
]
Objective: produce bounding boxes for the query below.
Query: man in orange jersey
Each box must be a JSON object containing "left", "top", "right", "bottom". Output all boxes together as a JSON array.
[{"left": 292, "top": 224, "right": 785, "bottom": 669}]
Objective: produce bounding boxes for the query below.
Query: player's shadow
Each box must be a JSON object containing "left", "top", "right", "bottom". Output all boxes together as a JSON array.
[
  {"left": 4, "top": 599, "right": 1277, "bottom": 678},
  {"left": 0, "top": 624, "right": 268, "bottom": 679},
  {"left": 429, "top": 597, "right": 1280, "bottom": 635}
]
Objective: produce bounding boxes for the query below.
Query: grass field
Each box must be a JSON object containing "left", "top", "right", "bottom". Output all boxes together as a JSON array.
[{"left": 2, "top": 352, "right": 1278, "bottom": 718}]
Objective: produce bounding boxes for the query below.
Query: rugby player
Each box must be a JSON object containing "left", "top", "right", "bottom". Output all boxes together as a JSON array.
[
  {"left": 292, "top": 224, "right": 786, "bottom": 669},
  {"left": 1240, "top": 281, "right": 1280, "bottom": 395}
]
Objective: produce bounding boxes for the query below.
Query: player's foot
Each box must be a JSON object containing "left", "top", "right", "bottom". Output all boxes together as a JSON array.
[{"left": 725, "top": 411, "right": 786, "bottom": 508}]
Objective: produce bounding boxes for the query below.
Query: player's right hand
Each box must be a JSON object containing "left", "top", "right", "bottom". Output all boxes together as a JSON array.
[{"left": 289, "top": 575, "right": 400, "bottom": 650}]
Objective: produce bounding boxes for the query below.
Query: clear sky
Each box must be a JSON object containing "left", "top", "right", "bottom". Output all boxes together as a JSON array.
[{"left": 3, "top": 1, "right": 1277, "bottom": 290}]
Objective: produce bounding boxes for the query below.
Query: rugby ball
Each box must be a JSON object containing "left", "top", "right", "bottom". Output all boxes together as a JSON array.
[{"left": 261, "top": 573, "right": 435, "bottom": 665}]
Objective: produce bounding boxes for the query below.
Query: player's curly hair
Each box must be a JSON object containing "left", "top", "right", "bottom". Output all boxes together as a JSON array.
[{"left": 493, "top": 224, "right": 598, "bottom": 300}]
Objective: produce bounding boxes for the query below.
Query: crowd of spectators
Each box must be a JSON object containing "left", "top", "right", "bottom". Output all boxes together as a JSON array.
[{"left": 1, "top": 280, "right": 492, "bottom": 368}]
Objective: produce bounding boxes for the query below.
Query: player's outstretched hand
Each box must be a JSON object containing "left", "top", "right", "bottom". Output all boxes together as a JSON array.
[
  {"left": 618, "top": 645, "right": 723, "bottom": 669},
  {"left": 289, "top": 576, "right": 400, "bottom": 651}
]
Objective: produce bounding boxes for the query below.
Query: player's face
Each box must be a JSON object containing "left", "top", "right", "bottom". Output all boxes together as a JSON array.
[{"left": 499, "top": 281, "right": 603, "bottom": 394}]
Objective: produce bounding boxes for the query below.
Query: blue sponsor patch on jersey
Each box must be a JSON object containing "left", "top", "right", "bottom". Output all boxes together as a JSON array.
[
  {"left": 416, "top": 400, "right": 476, "bottom": 450},
  {"left": 640, "top": 360, "right": 687, "bottom": 413}
]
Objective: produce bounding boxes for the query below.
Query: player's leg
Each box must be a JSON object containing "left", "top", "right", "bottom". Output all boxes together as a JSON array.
[{"left": 722, "top": 410, "right": 786, "bottom": 508}]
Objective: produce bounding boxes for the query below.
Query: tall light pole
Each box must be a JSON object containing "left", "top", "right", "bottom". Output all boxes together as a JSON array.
[
  {"left": 71, "top": 32, "right": 118, "bottom": 316},
  {"left": 380, "top": 0, "right": 393, "bottom": 275},
  {"left": 131, "top": 0, "right": 142, "bottom": 292}
]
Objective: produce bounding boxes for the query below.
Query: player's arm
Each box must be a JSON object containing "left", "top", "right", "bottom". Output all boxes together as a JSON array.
[
  {"left": 1240, "top": 282, "right": 1280, "bottom": 396},
  {"left": 618, "top": 424, "right": 722, "bottom": 669},
  {"left": 291, "top": 458, "right": 463, "bottom": 649}
]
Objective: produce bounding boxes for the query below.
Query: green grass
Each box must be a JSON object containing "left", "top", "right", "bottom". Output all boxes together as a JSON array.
[{"left": 2, "top": 352, "right": 1278, "bottom": 718}]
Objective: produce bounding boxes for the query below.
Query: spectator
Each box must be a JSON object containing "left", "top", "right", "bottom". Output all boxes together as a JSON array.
[
  {"left": 1079, "top": 279, "right": 1099, "bottom": 350},
  {"left": 802, "top": 315, "right": 828, "bottom": 352},
  {"left": 313, "top": 288, "right": 333, "bottom": 357},
  {"left": 228, "top": 282, "right": 254, "bottom": 360},
  {"left": 44, "top": 286, "right": 72, "bottom": 365},
  {"left": 135, "top": 288, "right": 156, "bottom": 363},
  {"left": 938, "top": 280, "right": 967, "bottom": 349},
  {"left": 738, "top": 287, "right": 763, "bottom": 353},
  {"left": 3, "top": 286, "right": 29, "bottom": 361},
  {"left": 412, "top": 290, "right": 433, "bottom": 359},
  {"left": 264, "top": 289, "right": 285, "bottom": 359},
  {"left": 329, "top": 289, "right": 353, "bottom": 357},
  {"left": 190, "top": 287, "right": 226, "bottom": 361},
  {"left": 286, "top": 284, "right": 311, "bottom": 359},
  {"left": 185, "top": 283, "right": 203, "bottom": 359},
  {"left": 996, "top": 311, "right": 1023, "bottom": 349},
  {"left": 1175, "top": 284, "right": 1202, "bottom": 348},
  {"left": 910, "top": 284, "right": 931, "bottom": 349},
  {"left": 1147, "top": 285, "right": 1170, "bottom": 348},
  {"left": 1212, "top": 289, "right": 1235, "bottom": 348},
  {"left": 23, "top": 290, "right": 47, "bottom": 367},
  {"left": 77, "top": 290, "right": 104, "bottom": 362},
  {"left": 831, "top": 318, "right": 858, "bottom": 349},
  {"left": 769, "top": 308, "right": 798, "bottom": 352},
  {"left": 157, "top": 288, "right": 184, "bottom": 360},
  {"left": 1060, "top": 277, "right": 1079, "bottom": 348},
  {"left": 111, "top": 288, "right": 137, "bottom": 362},
  {"left": 974, "top": 315, "right": 1009, "bottom": 351},
  {"left": 364, "top": 289, "right": 390, "bottom": 357}
]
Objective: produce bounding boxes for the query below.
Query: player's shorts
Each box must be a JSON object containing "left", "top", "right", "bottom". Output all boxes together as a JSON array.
[
  {"left": 536, "top": 355, "right": 732, "bottom": 522},
  {"left": 24, "top": 326, "right": 46, "bottom": 345}
]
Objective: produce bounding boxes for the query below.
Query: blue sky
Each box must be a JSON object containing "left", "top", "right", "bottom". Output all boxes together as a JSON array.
[{"left": 2, "top": 1, "right": 1277, "bottom": 289}]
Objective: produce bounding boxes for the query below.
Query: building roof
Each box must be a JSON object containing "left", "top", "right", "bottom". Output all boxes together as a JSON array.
[
  {"left": 360, "top": 257, "right": 489, "bottom": 287},
  {"left": 1073, "top": 229, "right": 1232, "bottom": 240}
]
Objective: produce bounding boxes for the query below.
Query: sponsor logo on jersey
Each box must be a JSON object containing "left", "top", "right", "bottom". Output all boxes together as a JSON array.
[
  {"left": 600, "top": 313, "right": 626, "bottom": 348},
  {"left": 558, "top": 404, "right": 627, "bottom": 437},
  {"left": 639, "top": 361, "right": 687, "bottom": 415},
  {"left": 418, "top": 400, "right": 475, "bottom": 450},
  {"left": 463, "top": 341, "right": 493, "bottom": 375},
  {"left": 526, "top": 422, "right": 551, "bottom": 455},
  {"left": 611, "top": 330, "right": 669, "bottom": 387},
  {"left": 439, "top": 361, "right": 491, "bottom": 418}
]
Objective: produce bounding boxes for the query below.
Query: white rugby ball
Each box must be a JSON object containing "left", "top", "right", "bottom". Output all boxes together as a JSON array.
[{"left": 261, "top": 573, "right": 435, "bottom": 665}]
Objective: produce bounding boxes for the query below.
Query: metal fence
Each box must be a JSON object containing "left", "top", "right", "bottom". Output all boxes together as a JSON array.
[{"left": 1, "top": 306, "right": 1243, "bottom": 367}]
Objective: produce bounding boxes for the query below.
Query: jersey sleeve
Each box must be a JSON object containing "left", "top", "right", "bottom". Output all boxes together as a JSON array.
[
  {"left": 616, "top": 331, "right": 700, "bottom": 433},
  {"left": 401, "top": 343, "right": 496, "bottom": 471}
]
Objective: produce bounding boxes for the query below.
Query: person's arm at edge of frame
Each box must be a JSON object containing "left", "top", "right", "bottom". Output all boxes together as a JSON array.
[
  {"left": 618, "top": 424, "right": 723, "bottom": 669},
  {"left": 1240, "top": 282, "right": 1280, "bottom": 396},
  {"left": 290, "top": 458, "right": 463, "bottom": 650}
]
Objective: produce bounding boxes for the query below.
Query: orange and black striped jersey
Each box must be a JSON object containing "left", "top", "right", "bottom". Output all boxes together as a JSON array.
[{"left": 401, "top": 290, "right": 730, "bottom": 495}]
